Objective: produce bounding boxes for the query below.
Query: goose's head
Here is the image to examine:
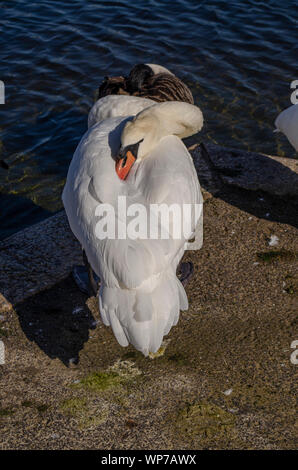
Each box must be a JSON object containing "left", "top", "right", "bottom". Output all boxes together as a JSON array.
[
  {"left": 115, "top": 101, "right": 204, "bottom": 180},
  {"left": 124, "top": 63, "right": 174, "bottom": 94},
  {"left": 125, "top": 64, "right": 154, "bottom": 93}
]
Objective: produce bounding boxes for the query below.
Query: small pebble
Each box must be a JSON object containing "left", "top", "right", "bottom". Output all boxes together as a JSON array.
[
  {"left": 223, "top": 388, "right": 233, "bottom": 396},
  {"left": 268, "top": 235, "right": 279, "bottom": 247}
]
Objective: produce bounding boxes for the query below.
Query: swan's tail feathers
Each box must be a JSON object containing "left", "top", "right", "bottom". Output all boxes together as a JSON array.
[{"left": 99, "top": 273, "right": 188, "bottom": 356}]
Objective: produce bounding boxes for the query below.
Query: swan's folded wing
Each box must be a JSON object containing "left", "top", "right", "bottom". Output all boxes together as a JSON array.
[
  {"left": 99, "top": 135, "right": 202, "bottom": 288},
  {"left": 136, "top": 135, "right": 202, "bottom": 243}
]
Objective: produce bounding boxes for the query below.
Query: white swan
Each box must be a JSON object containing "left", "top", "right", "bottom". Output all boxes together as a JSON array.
[
  {"left": 275, "top": 104, "right": 298, "bottom": 151},
  {"left": 63, "top": 96, "right": 203, "bottom": 356}
]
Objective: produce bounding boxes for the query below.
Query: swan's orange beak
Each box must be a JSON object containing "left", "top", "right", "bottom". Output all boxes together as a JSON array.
[
  {"left": 115, "top": 139, "right": 143, "bottom": 180},
  {"left": 115, "top": 150, "right": 136, "bottom": 180}
]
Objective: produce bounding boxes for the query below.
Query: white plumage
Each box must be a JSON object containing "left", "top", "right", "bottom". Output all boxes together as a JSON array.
[
  {"left": 275, "top": 104, "right": 298, "bottom": 151},
  {"left": 63, "top": 96, "right": 203, "bottom": 356}
]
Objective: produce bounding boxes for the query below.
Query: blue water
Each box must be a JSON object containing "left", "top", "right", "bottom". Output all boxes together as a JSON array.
[{"left": 0, "top": 0, "right": 297, "bottom": 239}]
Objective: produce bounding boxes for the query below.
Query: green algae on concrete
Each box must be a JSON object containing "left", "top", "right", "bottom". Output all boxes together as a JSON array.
[
  {"left": 61, "top": 397, "right": 88, "bottom": 416},
  {"left": 175, "top": 402, "right": 236, "bottom": 441},
  {"left": 60, "top": 397, "right": 109, "bottom": 429},
  {"left": 74, "top": 371, "right": 122, "bottom": 392},
  {"left": 256, "top": 250, "right": 296, "bottom": 263},
  {"left": 74, "top": 360, "right": 142, "bottom": 392}
]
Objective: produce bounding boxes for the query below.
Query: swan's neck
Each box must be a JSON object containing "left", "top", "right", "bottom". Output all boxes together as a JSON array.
[{"left": 121, "top": 101, "right": 204, "bottom": 161}]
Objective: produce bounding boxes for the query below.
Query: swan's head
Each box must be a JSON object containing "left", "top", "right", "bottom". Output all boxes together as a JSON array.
[
  {"left": 115, "top": 101, "right": 204, "bottom": 180},
  {"left": 115, "top": 109, "right": 161, "bottom": 180}
]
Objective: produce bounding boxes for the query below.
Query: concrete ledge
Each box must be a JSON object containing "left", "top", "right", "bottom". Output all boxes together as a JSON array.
[{"left": 0, "top": 211, "right": 82, "bottom": 306}]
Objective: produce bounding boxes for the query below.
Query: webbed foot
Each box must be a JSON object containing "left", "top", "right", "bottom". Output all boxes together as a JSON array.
[
  {"left": 177, "top": 261, "right": 194, "bottom": 287},
  {"left": 72, "top": 252, "right": 100, "bottom": 296}
]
